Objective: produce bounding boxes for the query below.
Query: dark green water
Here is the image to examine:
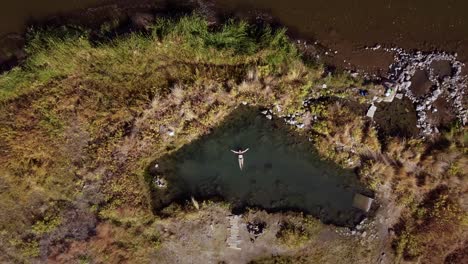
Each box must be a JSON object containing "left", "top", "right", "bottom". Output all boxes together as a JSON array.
[{"left": 150, "top": 107, "right": 368, "bottom": 226}]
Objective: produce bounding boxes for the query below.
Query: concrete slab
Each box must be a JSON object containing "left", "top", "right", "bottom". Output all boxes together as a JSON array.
[
  {"left": 366, "top": 105, "right": 377, "bottom": 118},
  {"left": 353, "top": 193, "right": 374, "bottom": 212}
]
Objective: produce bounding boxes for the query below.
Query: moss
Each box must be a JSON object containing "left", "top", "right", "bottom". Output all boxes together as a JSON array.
[
  {"left": 394, "top": 187, "right": 466, "bottom": 262},
  {"left": 31, "top": 215, "right": 61, "bottom": 235},
  {"left": 276, "top": 221, "right": 312, "bottom": 248},
  {"left": 22, "top": 241, "right": 40, "bottom": 258}
]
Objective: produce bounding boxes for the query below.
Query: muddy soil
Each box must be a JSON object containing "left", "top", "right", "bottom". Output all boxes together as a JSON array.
[
  {"left": 410, "top": 70, "right": 433, "bottom": 97},
  {"left": 374, "top": 97, "right": 419, "bottom": 138},
  {"left": 428, "top": 96, "right": 458, "bottom": 128}
]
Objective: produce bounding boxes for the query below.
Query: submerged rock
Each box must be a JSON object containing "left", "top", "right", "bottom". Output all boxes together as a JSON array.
[{"left": 154, "top": 176, "right": 167, "bottom": 188}]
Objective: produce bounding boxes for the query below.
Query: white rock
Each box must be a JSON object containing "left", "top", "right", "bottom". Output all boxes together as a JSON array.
[
  {"left": 433, "top": 88, "right": 442, "bottom": 97},
  {"left": 366, "top": 105, "right": 377, "bottom": 118}
]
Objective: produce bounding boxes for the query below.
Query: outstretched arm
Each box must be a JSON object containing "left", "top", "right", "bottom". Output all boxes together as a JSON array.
[
  {"left": 241, "top": 148, "right": 249, "bottom": 154},
  {"left": 231, "top": 150, "right": 240, "bottom": 154}
]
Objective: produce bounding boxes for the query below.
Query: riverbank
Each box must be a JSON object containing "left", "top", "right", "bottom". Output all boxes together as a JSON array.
[
  {"left": 1, "top": 1, "right": 466, "bottom": 132},
  {"left": 0, "top": 15, "right": 466, "bottom": 264},
  {"left": 2, "top": 0, "right": 468, "bottom": 76}
]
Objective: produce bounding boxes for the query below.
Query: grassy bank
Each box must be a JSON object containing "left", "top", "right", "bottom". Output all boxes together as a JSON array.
[{"left": 0, "top": 15, "right": 466, "bottom": 263}]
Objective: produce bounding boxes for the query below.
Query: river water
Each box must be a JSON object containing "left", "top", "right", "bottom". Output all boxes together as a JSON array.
[
  {"left": 1, "top": 0, "right": 468, "bottom": 71},
  {"left": 149, "top": 107, "right": 368, "bottom": 226}
]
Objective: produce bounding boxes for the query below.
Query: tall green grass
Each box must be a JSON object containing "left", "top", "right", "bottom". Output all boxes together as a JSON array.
[
  {"left": 0, "top": 31, "right": 91, "bottom": 101},
  {"left": 0, "top": 15, "right": 298, "bottom": 102}
]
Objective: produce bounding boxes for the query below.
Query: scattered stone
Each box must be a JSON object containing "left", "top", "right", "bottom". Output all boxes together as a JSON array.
[
  {"left": 370, "top": 44, "right": 382, "bottom": 50},
  {"left": 266, "top": 114, "right": 272, "bottom": 120},
  {"left": 153, "top": 176, "right": 167, "bottom": 188},
  {"left": 246, "top": 221, "right": 266, "bottom": 241},
  {"left": 167, "top": 129, "right": 175, "bottom": 137}
]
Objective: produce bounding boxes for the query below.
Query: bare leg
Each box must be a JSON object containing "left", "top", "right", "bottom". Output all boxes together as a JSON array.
[{"left": 239, "top": 156, "right": 244, "bottom": 170}]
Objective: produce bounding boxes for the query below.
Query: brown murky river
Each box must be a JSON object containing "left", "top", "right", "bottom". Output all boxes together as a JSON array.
[{"left": 1, "top": 0, "right": 468, "bottom": 70}]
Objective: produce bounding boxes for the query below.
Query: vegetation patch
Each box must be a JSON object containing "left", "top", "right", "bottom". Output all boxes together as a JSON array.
[
  {"left": 276, "top": 216, "right": 321, "bottom": 248},
  {"left": 0, "top": 14, "right": 465, "bottom": 263},
  {"left": 393, "top": 186, "right": 467, "bottom": 263}
]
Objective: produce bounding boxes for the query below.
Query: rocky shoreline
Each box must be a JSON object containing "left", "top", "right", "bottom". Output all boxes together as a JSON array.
[
  {"left": 259, "top": 46, "right": 467, "bottom": 137},
  {"left": 385, "top": 49, "right": 467, "bottom": 135}
]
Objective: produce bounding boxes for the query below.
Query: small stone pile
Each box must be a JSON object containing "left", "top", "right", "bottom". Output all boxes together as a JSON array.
[
  {"left": 260, "top": 108, "right": 306, "bottom": 129},
  {"left": 246, "top": 220, "right": 266, "bottom": 241},
  {"left": 334, "top": 217, "right": 379, "bottom": 245},
  {"left": 153, "top": 176, "right": 167, "bottom": 188}
]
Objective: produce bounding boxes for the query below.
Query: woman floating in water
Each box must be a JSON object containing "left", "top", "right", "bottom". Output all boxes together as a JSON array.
[{"left": 231, "top": 148, "right": 249, "bottom": 170}]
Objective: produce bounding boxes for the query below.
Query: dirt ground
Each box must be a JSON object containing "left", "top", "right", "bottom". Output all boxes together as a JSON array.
[{"left": 152, "top": 202, "right": 389, "bottom": 264}]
